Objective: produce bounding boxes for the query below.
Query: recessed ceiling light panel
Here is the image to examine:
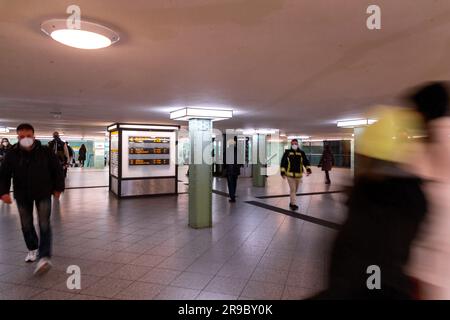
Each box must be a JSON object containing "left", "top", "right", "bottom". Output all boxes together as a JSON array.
[{"left": 41, "top": 19, "right": 119, "bottom": 50}]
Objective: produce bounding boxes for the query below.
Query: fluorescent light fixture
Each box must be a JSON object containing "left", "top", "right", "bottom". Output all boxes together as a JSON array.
[
  {"left": 241, "top": 129, "right": 278, "bottom": 135},
  {"left": 170, "top": 108, "right": 233, "bottom": 121},
  {"left": 120, "top": 124, "right": 179, "bottom": 130},
  {"left": 337, "top": 119, "right": 377, "bottom": 128},
  {"left": 303, "top": 138, "right": 353, "bottom": 142},
  {"left": 107, "top": 124, "right": 178, "bottom": 131},
  {"left": 41, "top": 19, "right": 119, "bottom": 50},
  {"left": 0, "top": 127, "right": 10, "bottom": 133},
  {"left": 287, "top": 135, "right": 310, "bottom": 140}
]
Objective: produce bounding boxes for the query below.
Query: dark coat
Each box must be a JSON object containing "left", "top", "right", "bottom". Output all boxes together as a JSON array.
[
  {"left": 319, "top": 150, "right": 334, "bottom": 171},
  {"left": 0, "top": 145, "right": 12, "bottom": 163},
  {"left": 78, "top": 146, "right": 87, "bottom": 161},
  {"left": 0, "top": 140, "right": 65, "bottom": 201},
  {"left": 224, "top": 143, "right": 242, "bottom": 176},
  {"left": 280, "top": 148, "right": 311, "bottom": 178},
  {"left": 321, "top": 175, "right": 427, "bottom": 299}
]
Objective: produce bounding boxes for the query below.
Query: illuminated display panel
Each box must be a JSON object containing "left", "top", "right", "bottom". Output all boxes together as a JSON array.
[{"left": 128, "top": 136, "right": 171, "bottom": 166}]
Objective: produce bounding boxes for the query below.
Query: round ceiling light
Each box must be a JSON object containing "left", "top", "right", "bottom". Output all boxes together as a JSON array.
[{"left": 41, "top": 19, "right": 119, "bottom": 50}]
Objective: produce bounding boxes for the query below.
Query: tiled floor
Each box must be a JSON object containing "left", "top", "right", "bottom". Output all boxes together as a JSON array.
[{"left": 0, "top": 167, "right": 351, "bottom": 300}]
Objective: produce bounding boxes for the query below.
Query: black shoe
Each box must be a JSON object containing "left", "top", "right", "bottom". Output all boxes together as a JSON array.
[
  {"left": 289, "top": 204, "right": 299, "bottom": 211},
  {"left": 229, "top": 198, "right": 236, "bottom": 203},
  {"left": 325, "top": 180, "right": 331, "bottom": 184}
]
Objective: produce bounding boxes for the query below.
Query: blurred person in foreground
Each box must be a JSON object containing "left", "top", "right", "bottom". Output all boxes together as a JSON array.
[
  {"left": 406, "top": 82, "right": 450, "bottom": 299},
  {"left": 313, "top": 107, "right": 427, "bottom": 299},
  {"left": 0, "top": 124, "right": 65, "bottom": 275}
]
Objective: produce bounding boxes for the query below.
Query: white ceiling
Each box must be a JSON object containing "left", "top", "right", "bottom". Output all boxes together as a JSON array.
[{"left": 1, "top": 0, "right": 450, "bottom": 138}]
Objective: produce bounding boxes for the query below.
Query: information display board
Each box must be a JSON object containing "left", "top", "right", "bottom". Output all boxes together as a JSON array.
[
  {"left": 107, "top": 123, "right": 179, "bottom": 198},
  {"left": 110, "top": 131, "right": 119, "bottom": 177},
  {"left": 128, "top": 136, "right": 170, "bottom": 166}
]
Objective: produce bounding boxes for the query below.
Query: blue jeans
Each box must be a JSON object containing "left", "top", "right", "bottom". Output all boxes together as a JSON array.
[{"left": 17, "top": 197, "right": 52, "bottom": 258}]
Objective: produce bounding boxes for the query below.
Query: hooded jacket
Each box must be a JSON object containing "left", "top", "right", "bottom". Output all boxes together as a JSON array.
[{"left": 0, "top": 140, "right": 65, "bottom": 201}]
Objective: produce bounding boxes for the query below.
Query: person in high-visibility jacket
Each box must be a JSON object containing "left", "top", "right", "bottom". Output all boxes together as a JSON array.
[{"left": 280, "top": 139, "right": 312, "bottom": 211}]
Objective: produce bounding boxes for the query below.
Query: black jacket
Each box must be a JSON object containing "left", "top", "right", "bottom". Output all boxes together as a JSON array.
[
  {"left": 225, "top": 144, "right": 242, "bottom": 176},
  {"left": 0, "top": 145, "right": 12, "bottom": 163},
  {"left": 0, "top": 140, "right": 65, "bottom": 201},
  {"left": 280, "top": 148, "right": 311, "bottom": 178},
  {"left": 321, "top": 175, "right": 427, "bottom": 299}
]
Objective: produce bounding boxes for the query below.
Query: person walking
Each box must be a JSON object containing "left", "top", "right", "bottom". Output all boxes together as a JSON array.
[
  {"left": 66, "top": 142, "right": 75, "bottom": 167},
  {"left": 0, "top": 138, "right": 12, "bottom": 167},
  {"left": 280, "top": 139, "right": 312, "bottom": 211},
  {"left": 225, "top": 136, "right": 241, "bottom": 203},
  {"left": 406, "top": 82, "right": 450, "bottom": 299},
  {"left": 78, "top": 144, "right": 87, "bottom": 168},
  {"left": 0, "top": 124, "right": 65, "bottom": 275},
  {"left": 314, "top": 107, "right": 427, "bottom": 299},
  {"left": 318, "top": 144, "right": 334, "bottom": 184},
  {"left": 48, "top": 132, "right": 69, "bottom": 177}
]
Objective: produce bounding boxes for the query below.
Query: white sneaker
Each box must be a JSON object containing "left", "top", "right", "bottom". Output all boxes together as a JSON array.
[
  {"left": 25, "top": 250, "right": 38, "bottom": 263},
  {"left": 34, "top": 258, "right": 52, "bottom": 276}
]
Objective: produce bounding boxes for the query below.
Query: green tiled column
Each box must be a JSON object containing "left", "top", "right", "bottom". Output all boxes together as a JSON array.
[
  {"left": 252, "top": 134, "right": 266, "bottom": 187},
  {"left": 188, "top": 118, "right": 213, "bottom": 229}
]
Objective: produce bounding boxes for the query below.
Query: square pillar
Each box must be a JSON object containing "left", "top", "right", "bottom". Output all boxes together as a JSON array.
[{"left": 188, "top": 118, "right": 213, "bottom": 228}]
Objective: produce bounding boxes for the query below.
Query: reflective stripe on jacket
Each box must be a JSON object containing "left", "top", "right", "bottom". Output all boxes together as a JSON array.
[{"left": 280, "top": 148, "right": 311, "bottom": 178}]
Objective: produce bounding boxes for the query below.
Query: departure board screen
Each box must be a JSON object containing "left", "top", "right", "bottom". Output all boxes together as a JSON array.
[{"left": 128, "top": 136, "right": 170, "bottom": 166}]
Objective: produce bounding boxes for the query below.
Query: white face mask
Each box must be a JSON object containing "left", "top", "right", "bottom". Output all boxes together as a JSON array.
[
  {"left": 291, "top": 144, "right": 298, "bottom": 150},
  {"left": 19, "top": 137, "right": 34, "bottom": 149}
]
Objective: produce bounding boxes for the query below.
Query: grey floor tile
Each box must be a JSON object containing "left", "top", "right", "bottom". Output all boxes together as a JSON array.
[
  {"left": 139, "top": 268, "right": 181, "bottom": 285},
  {"left": 250, "top": 267, "right": 289, "bottom": 285},
  {"left": 103, "top": 252, "right": 141, "bottom": 264},
  {"left": 282, "top": 285, "right": 317, "bottom": 300},
  {"left": 186, "top": 261, "right": 225, "bottom": 275},
  {"left": 0, "top": 264, "right": 17, "bottom": 276},
  {"left": 204, "top": 276, "right": 247, "bottom": 296},
  {"left": 0, "top": 285, "right": 44, "bottom": 300},
  {"left": 130, "top": 254, "right": 166, "bottom": 268},
  {"left": 114, "top": 281, "right": 164, "bottom": 300},
  {"left": 71, "top": 294, "right": 111, "bottom": 300},
  {"left": 170, "top": 272, "right": 214, "bottom": 290},
  {"left": 196, "top": 291, "right": 238, "bottom": 300},
  {"left": 155, "top": 286, "right": 200, "bottom": 300},
  {"left": 79, "top": 249, "right": 114, "bottom": 261},
  {"left": 157, "top": 257, "right": 196, "bottom": 271},
  {"left": 241, "top": 280, "right": 284, "bottom": 300},
  {"left": 217, "top": 264, "right": 256, "bottom": 279},
  {"left": 80, "top": 277, "right": 132, "bottom": 298},
  {"left": 0, "top": 282, "right": 14, "bottom": 292},
  {"left": 82, "top": 261, "right": 125, "bottom": 277},
  {"left": 146, "top": 246, "right": 179, "bottom": 257},
  {"left": 31, "top": 289, "right": 77, "bottom": 300},
  {"left": 109, "top": 264, "right": 153, "bottom": 281}
]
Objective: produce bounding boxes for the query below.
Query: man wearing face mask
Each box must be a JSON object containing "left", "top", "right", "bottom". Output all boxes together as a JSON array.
[
  {"left": 280, "top": 139, "right": 312, "bottom": 211},
  {"left": 0, "top": 124, "right": 65, "bottom": 275},
  {"left": 0, "top": 138, "right": 12, "bottom": 167}
]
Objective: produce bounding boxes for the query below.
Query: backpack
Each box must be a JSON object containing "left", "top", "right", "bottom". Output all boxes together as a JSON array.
[{"left": 49, "top": 139, "right": 67, "bottom": 163}]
